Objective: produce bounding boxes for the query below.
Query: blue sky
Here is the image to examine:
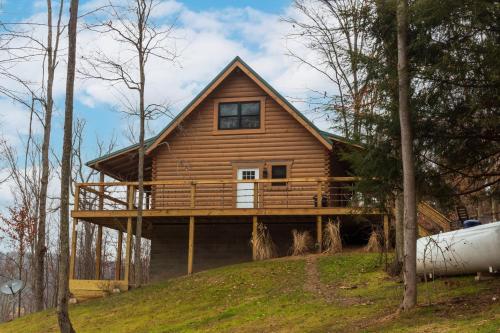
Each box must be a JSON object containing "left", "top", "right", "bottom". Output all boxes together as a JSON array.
[{"left": 0, "top": 0, "right": 333, "bottom": 207}]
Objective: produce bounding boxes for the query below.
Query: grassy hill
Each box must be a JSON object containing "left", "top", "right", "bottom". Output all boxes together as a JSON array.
[{"left": 2, "top": 252, "right": 499, "bottom": 332}]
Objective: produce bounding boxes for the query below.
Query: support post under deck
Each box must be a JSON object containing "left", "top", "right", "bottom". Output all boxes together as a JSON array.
[
  {"left": 252, "top": 216, "right": 258, "bottom": 260},
  {"left": 124, "top": 186, "right": 134, "bottom": 283},
  {"left": 316, "top": 215, "right": 323, "bottom": 253},
  {"left": 95, "top": 226, "right": 103, "bottom": 279},
  {"left": 115, "top": 230, "right": 123, "bottom": 280},
  {"left": 124, "top": 218, "right": 133, "bottom": 282},
  {"left": 95, "top": 172, "right": 104, "bottom": 279},
  {"left": 188, "top": 216, "right": 195, "bottom": 275}
]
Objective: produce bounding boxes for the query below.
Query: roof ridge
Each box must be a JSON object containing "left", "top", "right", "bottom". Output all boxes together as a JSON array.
[{"left": 87, "top": 57, "right": 364, "bottom": 167}]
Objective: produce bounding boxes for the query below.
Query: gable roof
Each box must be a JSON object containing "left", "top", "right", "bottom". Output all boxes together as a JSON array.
[
  {"left": 87, "top": 57, "right": 364, "bottom": 171},
  {"left": 145, "top": 56, "right": 333, "bottom": 153}
]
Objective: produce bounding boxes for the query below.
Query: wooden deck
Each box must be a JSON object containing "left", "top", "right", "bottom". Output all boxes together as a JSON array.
[
  {"left": 72, "top": 177, "right": 383, "bottom": 219},
  {"left": 69, "top": 177, "right": 387, "bottom": 301},
  {"left": 69, "top": 279, "right": 129, "bottom": 302}
]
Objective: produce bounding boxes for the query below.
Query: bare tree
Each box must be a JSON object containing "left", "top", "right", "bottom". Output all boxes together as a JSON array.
[
  {"left": 0, "top": 0, "right": 66, "bottom": 311},
  {"left": 57, "top": 0, "right": 78, "bottom": 330},
  {"left": 284, "top": 0, "right": 376, "bottom": 140},
  {"left": 36, "top": 0, "right": 65, "bottom": 312},
  {"left": 396, "top": 0, "right": 417, "bottom": 310},
  {"left": 70, "top": 119, "right": 116, "bottom": 279},
  {"left": 81, "top": 0, "right": 177, "bottom": 287}
]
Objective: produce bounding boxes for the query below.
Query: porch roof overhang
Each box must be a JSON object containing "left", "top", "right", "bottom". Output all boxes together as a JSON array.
[{"left": 86, "top": 137, "right": 156, "bottom": 181}]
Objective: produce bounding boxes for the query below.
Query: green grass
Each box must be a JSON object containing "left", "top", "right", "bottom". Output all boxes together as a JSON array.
[{"left": 1, "top": 253, "right": 499, "bottom": 332}]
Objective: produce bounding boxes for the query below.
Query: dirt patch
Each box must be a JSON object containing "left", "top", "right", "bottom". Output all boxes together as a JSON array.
[
  {"left": 303, "top": 254, "right": 364, "bottom": 305},
  {"left": 304, "top": 255, "right": 335, "bottom": 303}
]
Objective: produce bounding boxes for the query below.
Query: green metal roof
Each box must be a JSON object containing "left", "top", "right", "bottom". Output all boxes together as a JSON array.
[
  {"left": 87, "top": 56, "right": 360, "bottom": 167},
  {"left": 86, "top": 136, "right": 157, "bottom": 167}
]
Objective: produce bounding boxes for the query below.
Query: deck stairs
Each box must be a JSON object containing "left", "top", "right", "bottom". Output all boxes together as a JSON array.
[{"left": 417, "top": 202, "right": 453, "bottom": 236}]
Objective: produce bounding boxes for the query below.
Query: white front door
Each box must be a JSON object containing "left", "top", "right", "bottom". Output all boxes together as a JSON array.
[{"left": 236, "top": 168, "right": 259, "bottom": 208}]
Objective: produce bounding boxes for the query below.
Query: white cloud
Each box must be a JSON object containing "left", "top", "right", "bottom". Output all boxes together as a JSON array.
[
  {"left": 75, "top": 2, "right": 336, "bottom": 133},
  {"left": 0, "top": 98, "right": 43, "bottom": 146},
  {"left": 0, "top": 0, "right": 338, "bottom": 209}
]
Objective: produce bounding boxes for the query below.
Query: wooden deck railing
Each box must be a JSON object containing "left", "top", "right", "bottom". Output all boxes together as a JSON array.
[{"left": 74, "top": 177, "right": 378, "bottom": 212}]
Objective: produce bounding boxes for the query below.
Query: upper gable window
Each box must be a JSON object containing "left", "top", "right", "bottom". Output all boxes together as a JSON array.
[{"left": 218, "top": 101, "right": 260, "bottom": 130}]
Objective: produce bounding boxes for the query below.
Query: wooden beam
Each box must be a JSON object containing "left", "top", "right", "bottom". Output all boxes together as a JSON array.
[
  {"left": 252, "top": 216, "right": 258, "bottom": 260},
  {"left": 115, "top": 230, "right": 123, "bottom": 280},
  {"left": 70, "top": 219, "right": 78, "bottom": 280},
  {"left": 383, "top": 215, "right": 390, "bottom": 251},
  {"left": 316, "top": 215, "right": 322, "bottom": 253},
  {"left": 81, "top": 186, "right": 128, "bottom": 207},
  {"left": 188, "top": 216, "right": 195, "bottom": 275},
  {"left": 95, "top": 226, "right": 103, "bottom": 279},
  {"left": 73, "top": 207, "right": 384, "bottom": 219}
]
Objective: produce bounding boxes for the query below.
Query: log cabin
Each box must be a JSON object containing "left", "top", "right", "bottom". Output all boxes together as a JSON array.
[{"left": 69, "top": 57, "right": 451, "bottom": 300}]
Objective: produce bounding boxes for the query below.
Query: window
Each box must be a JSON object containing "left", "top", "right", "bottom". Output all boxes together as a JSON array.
[
  {"left": 218, "top": 101, "right": 260, "bottom": 130},
  {"left": 271, "top": 165, "right": 287, "bottom": 186}
]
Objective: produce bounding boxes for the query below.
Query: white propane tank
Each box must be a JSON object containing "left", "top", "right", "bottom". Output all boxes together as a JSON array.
[{"left": 416, "top": 221, "right": 500, "bottom": 276}]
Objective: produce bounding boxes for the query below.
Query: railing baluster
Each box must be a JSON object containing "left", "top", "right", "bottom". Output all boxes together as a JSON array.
[{"left": 74, "top": 184, "right": 80, "bottom": 212}]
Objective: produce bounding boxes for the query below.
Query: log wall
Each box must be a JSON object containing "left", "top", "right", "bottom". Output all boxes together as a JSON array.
[{"left": 151, "top": 69, "right": 330, "bottom": 209}]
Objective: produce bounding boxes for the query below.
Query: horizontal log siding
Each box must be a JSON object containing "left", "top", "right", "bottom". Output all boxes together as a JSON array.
[{"left": 152, "top": 70, "right": 329, "bottom": 209}]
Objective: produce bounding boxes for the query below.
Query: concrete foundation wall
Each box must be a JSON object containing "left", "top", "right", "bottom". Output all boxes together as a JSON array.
[{"left": 149, "top": 217, "right": 316, "bottom": 282}]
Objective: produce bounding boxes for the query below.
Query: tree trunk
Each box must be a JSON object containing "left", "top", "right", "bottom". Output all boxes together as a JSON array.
[
  {"left": 397, "top": 0, "right": 417, "bottom": 310},
  {"left": 35, "top": 0, "right": 56, "bottom": 312},
  {"left": 134, "top": 6, "right": 146, "bottom": 287},
  {"left": 134, "top": 53, "right": 145, "bottom": 287},
  {"left": 57, "top": 0, "right": 78, "bottom": 331},
  {"left": 395, "top": 191, "right": 404, "bottom": 265}
]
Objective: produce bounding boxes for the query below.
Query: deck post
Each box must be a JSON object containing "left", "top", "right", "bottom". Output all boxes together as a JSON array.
[
  {"left": 252, "top": 216, "right": 258, "bottom": 260},
  {"left": 383, "top": 215, "right": 390, "bottom": 251},
  {"left": 316, "top": 215, "right": 322, "bottom": 253},
  {"left": 316, "top": 180, "right": 323, "bottom": 253},
  {"left": 124, "top": 185, "right": 135, "bottom": 283},
  {"left": 95, "top": 226, "right": 103, "bottom": 279},
  {"left": 70, "top": 218, "right": 78, "bottom": 280},
  {"left": 74, "top": 183, "right": 80, "bottom": 212},
  {"left": 95, "top": 172, "right": 105, "bottom": 280},
  {"left": 115, "top": 230, "right": 123, "bottom": 280},
  {"left": 188, "top": 216, "right": 195, "bottom": 275},
  {"left": 253, "top": 182, "right": 258, "bottom": 208}
]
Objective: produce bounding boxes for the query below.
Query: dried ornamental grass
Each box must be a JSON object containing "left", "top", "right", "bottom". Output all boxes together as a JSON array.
[
  {"left": 323, "top": 220, "right": 342, "bottom": 254},
  {"left": 251, "top": 223, "right": 277, "bottom": 260},
  {"left": 364, "top": 230, "right": 382, "bottom": 253},
  {"left": 290, "top": 229, "right": 313, "bottom": 256}
]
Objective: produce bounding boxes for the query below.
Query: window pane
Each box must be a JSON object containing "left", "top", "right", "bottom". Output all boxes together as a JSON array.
[
  {"left": 219, "top": 103, "right": 238, "bottom": 116},
  {"left": 241, "top": 102, "right": 260, "bottom": 116},
  {"left": 272, "top": 165, "right": 287, "bottom": 179},
  {"left": 219, "top": 116, "right": 239, "bottom": 129},
  {"left": 241, "top": 115, "right": 260, "bottom": 129}
]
